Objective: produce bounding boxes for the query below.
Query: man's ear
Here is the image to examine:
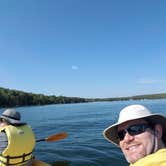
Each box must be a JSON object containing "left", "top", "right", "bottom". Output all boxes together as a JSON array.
[{"left": 154, "top": 124, "right": 163, "bottom": 139}]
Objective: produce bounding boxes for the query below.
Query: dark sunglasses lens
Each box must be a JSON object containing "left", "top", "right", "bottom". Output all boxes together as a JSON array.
[
  {"left": 118, "top": 130, "right": 125, "bottom": 141},
  {"left": 118, "top": 124, "right": 149, "bottom": 141},
  {"left": 128, "top": 124, "right": 148, "bottom": 136}
]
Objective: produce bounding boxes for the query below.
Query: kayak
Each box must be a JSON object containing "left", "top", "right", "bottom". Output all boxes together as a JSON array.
[
  {"left": 32, "top": 158, "right": 51, "bottom": 166},
  {"left": 32, "top": 132, "right": 67, "bottom": 166}
]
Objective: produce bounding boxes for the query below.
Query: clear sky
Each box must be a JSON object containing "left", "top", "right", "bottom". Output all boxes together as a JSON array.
[{"left": 0, "top": 0, "right": 166, "bottom": 98}]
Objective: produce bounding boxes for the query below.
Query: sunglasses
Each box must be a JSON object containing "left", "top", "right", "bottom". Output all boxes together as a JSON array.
[{"left": 117, "top": 124, "right": 151, "bottom": 141}]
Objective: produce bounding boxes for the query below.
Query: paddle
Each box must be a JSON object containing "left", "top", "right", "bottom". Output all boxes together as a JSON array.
[{"left": 36, "top": 132, "right": 68, "bottom": 142}]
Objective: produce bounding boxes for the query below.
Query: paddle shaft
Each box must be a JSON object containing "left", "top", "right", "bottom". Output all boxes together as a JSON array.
[
  {"left": 36, "top": 132, "right": 67, "bottom": 142},
  {"left": 36, "top": 138, "right": 46, "bottom": 142}
]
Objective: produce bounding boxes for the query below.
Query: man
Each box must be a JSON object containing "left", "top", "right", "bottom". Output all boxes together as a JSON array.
[
  {"left": 103, "top": 104, "right": 166, "bottom": 166},
  {"left": 0, "top": 108, "right": 36, "bottom": 166}
]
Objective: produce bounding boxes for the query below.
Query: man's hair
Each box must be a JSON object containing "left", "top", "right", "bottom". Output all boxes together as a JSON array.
[{"left": 144, "top": 118, "right": 166, "bottom": 146}]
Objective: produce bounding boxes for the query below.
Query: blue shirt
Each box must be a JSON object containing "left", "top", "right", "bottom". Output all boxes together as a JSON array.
[{"left": 0, "top": 131, "right": 8, "bottom": 153}]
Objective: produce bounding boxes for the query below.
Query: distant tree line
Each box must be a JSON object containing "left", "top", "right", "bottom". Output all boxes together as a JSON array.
[
  {"left": 0, "top": 87, "right": 87, "bottom": 108},
  {"left": 1, "top": 87, "right": 166, "bottom": 108},
  {"left": 89, "top": 93, "right": 166, "bottom": 102}
]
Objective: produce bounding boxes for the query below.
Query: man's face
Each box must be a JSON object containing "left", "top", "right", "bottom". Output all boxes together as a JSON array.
[
  {"left": 118, "top": 119, "right": 155, "bottom": 164},
  {"left": 0, "top": 119, "right": 8, "bottom": 127}
]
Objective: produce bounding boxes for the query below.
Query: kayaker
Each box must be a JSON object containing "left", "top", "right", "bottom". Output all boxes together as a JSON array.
[
  {"left": 0, "top": 108, "right": 36, "bottom": 166},
  {"left": 103, "top": 104, "right": 166, "bottom": 166}
]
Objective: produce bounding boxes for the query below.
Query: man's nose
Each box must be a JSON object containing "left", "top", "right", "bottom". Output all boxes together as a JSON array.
[{"left": 123, "top": 131, "right": 134, "bottom": 142}]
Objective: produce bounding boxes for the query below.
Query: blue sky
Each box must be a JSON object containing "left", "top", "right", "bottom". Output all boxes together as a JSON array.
[{"left": 0, "top": 0, "right": 166, "bottom": 98}]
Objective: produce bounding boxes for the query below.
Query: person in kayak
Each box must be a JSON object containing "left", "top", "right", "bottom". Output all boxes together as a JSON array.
[
  {"left": 103, "top": 104, "right": 166, "bottom": 166},
  {"left": 0, "top": 108, "right": 36, "bottom": 166}
]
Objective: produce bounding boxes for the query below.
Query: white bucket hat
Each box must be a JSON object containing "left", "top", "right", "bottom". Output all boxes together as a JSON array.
[
  {"left": 103, "top": 104, "right": 166, "bottom": 146},
  {"left": 0, "top": 108, "right": 26, "bottom": 125}
]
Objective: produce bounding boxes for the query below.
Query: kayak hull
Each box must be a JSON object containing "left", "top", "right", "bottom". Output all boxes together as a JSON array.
[{"left": 32, "top": 159, "right": 51, "bottom": 166}]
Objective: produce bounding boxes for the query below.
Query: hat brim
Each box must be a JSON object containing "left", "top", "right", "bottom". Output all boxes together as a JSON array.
[
  {"left": 0, "top": 115, "right": 26, "bottom": 125},
  {"left": 103, "top": 114, "right": 166, "bottom": 146}
]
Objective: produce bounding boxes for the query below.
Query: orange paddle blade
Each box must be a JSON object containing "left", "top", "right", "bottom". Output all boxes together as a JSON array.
[
  {"left": 45, "top": 132, "right": 68, "bottom": 142},
  {"left": 37, "top": 132, "right": 68, "bottom": 142}
]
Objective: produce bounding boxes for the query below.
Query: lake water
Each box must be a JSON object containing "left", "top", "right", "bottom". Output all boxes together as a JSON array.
[{"left": 0, "top": 99, "right": 166, "bottom": 166}]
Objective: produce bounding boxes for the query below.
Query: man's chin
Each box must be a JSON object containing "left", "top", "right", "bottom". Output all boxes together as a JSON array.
[{"left": 124, "top": 151, "right": 144, "bottom": 164}]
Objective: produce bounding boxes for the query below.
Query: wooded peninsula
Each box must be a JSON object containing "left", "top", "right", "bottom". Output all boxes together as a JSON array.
[{"left": 0, "top": 87, "right": 166, "bottom": 108}]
